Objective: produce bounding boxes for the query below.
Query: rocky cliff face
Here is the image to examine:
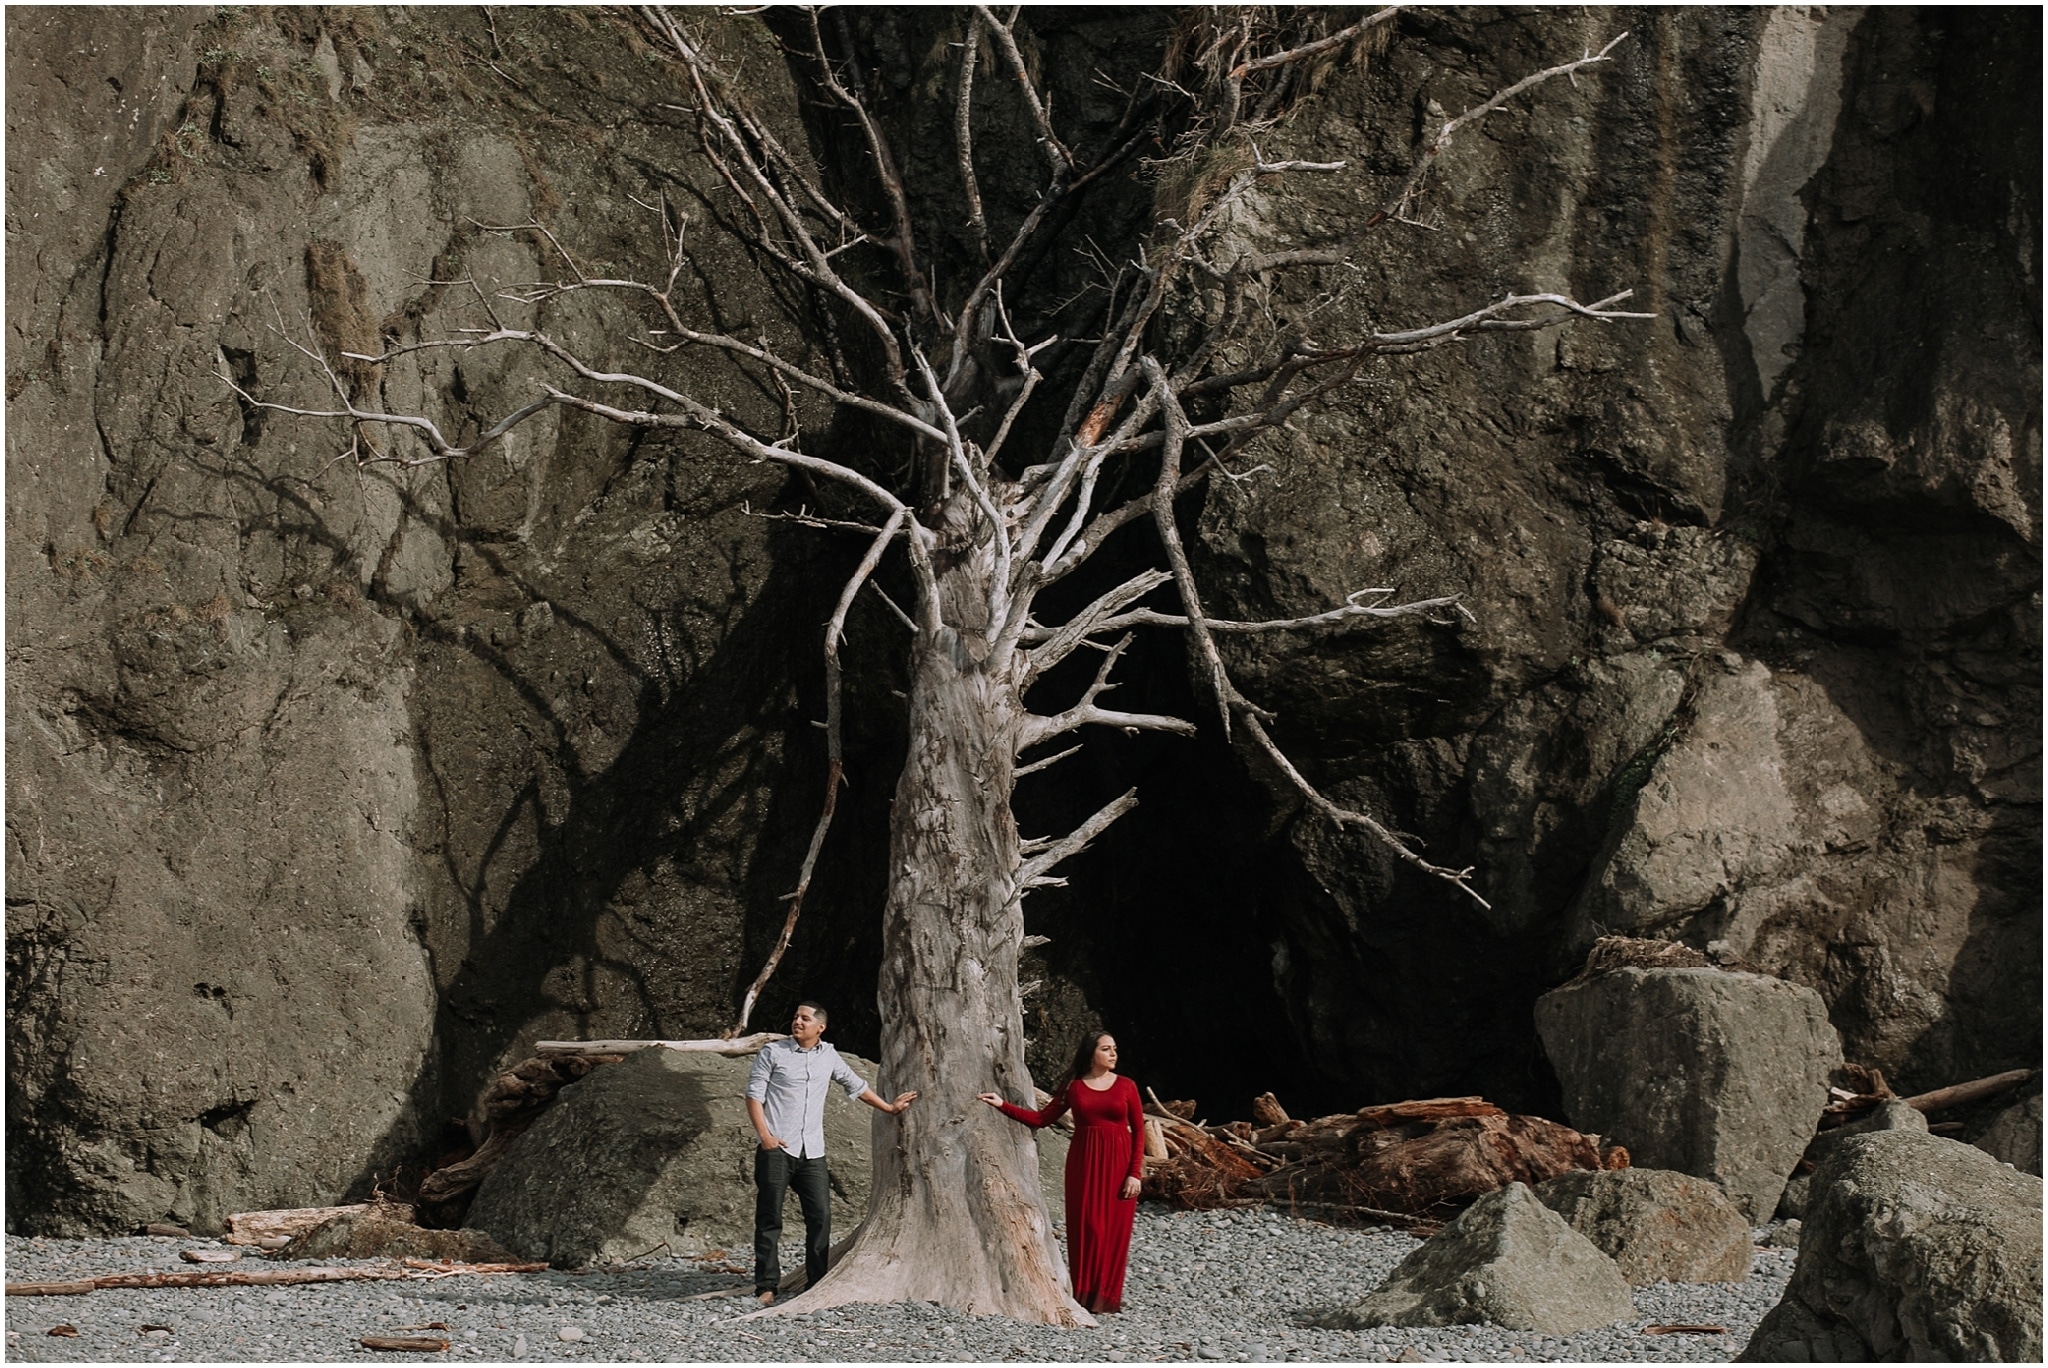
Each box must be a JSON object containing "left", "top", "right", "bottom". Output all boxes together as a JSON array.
[{"left": 6, "top": 7, "right": 2037, "bottom": 1234}]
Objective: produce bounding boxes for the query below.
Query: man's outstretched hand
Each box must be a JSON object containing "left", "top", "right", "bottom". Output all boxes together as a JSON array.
[{"left": 863, "top": 1088, "right": 919, "bottom": 1115}]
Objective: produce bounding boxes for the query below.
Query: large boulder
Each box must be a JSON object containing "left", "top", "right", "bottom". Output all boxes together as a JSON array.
[
  {"left": 1534, "top": 1168, "right": 1751, "bottom": 1285},
  {"left": 1975, "top": 1094, "right": 2043, "bottom": 1177},
  {"left": 467, "top": 1048, "right": 1068, "bottom": 1267},
  {"left": 1740, "top": 1130, "right": 2043, "bottom": 1362},
  {"left": 1319, "top": 1182, "right": 1635, "bottom": 1335},
  {"left": 1778, "top": 1098, "right": 1927, "bottom": 1219},
  {"left": 1535, "top": 966, "right": 1841, "bottom": 1221},
  {"left": 468, "top": 1047, "right": 869, "bottom": 1267}
]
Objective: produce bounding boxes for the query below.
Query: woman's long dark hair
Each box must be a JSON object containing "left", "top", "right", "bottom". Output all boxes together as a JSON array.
[{"left": 1059, "top": 1031, "right": 1113, "bottom": 1091}]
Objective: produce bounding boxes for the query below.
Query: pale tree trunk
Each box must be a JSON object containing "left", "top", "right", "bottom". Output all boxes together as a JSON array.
[{"left": 789, "top": 495, "right": 1090, "bottom": 1325}]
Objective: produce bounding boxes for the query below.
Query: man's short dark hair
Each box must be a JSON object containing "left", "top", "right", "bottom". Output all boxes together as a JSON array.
[{"left": 796, "top": 1000, "right": 828, "bottom": 1025}]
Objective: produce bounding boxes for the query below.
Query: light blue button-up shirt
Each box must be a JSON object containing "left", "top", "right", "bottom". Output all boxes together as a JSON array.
[{"left": 745, "top": 1038, "right": 869, "bottom": 1159}]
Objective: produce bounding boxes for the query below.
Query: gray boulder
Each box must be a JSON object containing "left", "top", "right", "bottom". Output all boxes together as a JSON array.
[
  {"left": 1535, "top": 1168, "right": 1751, "bottom": 1284},
  {"left": 1976, "top": 1094, "right": 2042, "bottom": 1177},
  {"left": 468, "top": 1048, "right": 1067, "bottom": 1268},
  {"left": 1535, "top": 966, "right": 1841, "bottom": 1221},
  {"left": 1320, "top": 1182, "right": 1635, "bottom": 1335},
  {"left": 1779, "top": 1098, "right": 1928, "bottom": 1219},
  {"left": 1740, "top": 1130, "right": 2042, "bottom": 1362},
  {"left": 470, "top": 1047, "right": 860, "bottom": 1267}
]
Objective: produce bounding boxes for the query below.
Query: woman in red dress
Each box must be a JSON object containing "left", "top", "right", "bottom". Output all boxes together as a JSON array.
[{"left": 979, "top": 1033, "right": 1145, "bottom": 1313}]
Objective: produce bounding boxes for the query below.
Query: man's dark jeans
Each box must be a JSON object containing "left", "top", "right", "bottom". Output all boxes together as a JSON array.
[{"left": 753, "top": 1146, "right": 831, "bottom": 1294}]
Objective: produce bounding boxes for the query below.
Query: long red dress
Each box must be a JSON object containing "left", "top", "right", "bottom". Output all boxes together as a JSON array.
[{"left": 998, "top": 1075, "right": 1144, "bottom": 1313}]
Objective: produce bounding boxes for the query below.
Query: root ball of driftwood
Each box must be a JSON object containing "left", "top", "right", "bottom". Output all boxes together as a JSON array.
[
  {"left": 416, "top": 1054, "right": 625, "bottom": 1225},
  {"left": 1140, "top": 1092, "right": 1612, "bottom": 1229},
  {"left": 275, "top": 1209, "right": 519, "bottom": 1265}
]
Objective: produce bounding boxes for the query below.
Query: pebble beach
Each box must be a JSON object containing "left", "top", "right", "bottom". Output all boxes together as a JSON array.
[{"left": 5, "top": 1206, "right": 1797, "bottom": 1363}]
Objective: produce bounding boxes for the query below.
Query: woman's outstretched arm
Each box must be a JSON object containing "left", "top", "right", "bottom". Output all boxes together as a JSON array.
[{"left": 977, "top": 1085, "right": 1070, "bottom": 1129}]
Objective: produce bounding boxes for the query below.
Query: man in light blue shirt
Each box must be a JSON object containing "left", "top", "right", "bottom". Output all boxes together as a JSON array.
[{"left": 745, "top": 1001, "right": 916, "bottom": 1303}]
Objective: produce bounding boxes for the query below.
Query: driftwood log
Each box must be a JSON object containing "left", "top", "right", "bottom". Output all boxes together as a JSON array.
[
  {"left": 533, "top": 1034, "right": 786, "bottom": 1058},
  {"left": 1138, "top": 1091, "right": 1620, "bottom": 1231},
  {"left": 361, "top": 1335, "right": 452, "bottom": 1352},
  {"left": 1821, "top": 1066, "right": 2037, "bottom": 1126},
  {"left": 1901, "top": 1068, "right": 2036, "bottom": 1114},
  {"left": 224, "top": 1203, "right": 406, "bottom": 1247},
  {"left": 5, "top": 1259, "right": 545, "bottom": 1297}
]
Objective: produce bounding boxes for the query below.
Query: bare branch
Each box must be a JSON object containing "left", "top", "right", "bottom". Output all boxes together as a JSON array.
[
  {"left": 646, "top": 9, "right": 916, "bottom": 400},
  {"left": 1230, "top": 7, "right": 1402, "bottom": 79},
  {"left": 912, "top": 346, "right": 1012, "bottom": 635},
  {"left": 1012, "top": 744, "right": 1081, "bottom": 779},
  {"left": 756, "top": 507, "right": 898, "bottom": 537},
  {"left": 1021, "top": 567, "right": 1172, "bottom": 678},
  {"left": 1014, "top": 788, "right": 1138, "bottom": 893},
  {"left": 733, "top": 507, "right": 908, "bottom": 1033},
  {"left": 1241, "top": 712, "right": 1490, "bottom": 909},
  {"left": 1375, "top": 31, "right": 1630, "bottom": 226},
  {"left": 974, "top": 5, "right": 1071, "bottom": 178},
  {"left": 1038, "top": 287, "right": 1649, "bottom": 583},
  {"left": 982, "top": 289, "right": 1055, "bottom": 465},
  {"left": 1017, "top": 633, "right": 1196, "bottom": 751},
  {"left": 808, "top": 8, "right": 941, "bottom": 329},
  {"left": 1090, "top": 588, "right": 1465, "bottom": 635},
  {"left": 355, "top": 304, "right": 948, "bottom": 446},
  {"left": 218, "top": 352, "right": 554, "bottom": 468},
  {"left": 1144, "top": 356, "right": 1235, "bottom": 736},
  {"left": 539, "top": 388, "right": 909, "bottom": 517},
  {"left": 868, "top": 580, "right": 917, "bottom": 632},
  {"left": 1365, "top": 290, "right": 1654, "bottom": 347},
  {"left": 955, "top": 12, "right": 990, "bottom": 264}
]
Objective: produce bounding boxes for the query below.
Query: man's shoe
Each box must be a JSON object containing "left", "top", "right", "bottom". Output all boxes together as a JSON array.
[{"left": 756, "top": 1290, "right": 776, "bottom": 1307}]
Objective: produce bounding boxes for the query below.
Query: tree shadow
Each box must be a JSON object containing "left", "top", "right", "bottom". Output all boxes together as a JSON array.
[{"left": 195, "top": 426, "right": 871, "bottom": 1202}]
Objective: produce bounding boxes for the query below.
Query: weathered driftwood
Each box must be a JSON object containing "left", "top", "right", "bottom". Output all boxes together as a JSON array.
[
  {"left": 1250, "top": 1092, "right": 1291, "bottom": 1127},
  {"left": 361, "top": 1335, "right": 452, "bottom": 1353},
  {"left": 1574, "top": 935, "right": 1712, "bottom": 979},
  {"left": 416, "top": 1053, "right": 625, "bottom": 1224},
  {"left": 1142, "top": 1117, "right": 1169, "bottom": 1161},
  {"left": 1901, "top": 1068, "right": 2036, "bottom": 1115},
  {"left": 5, "top": 1259, "right": 545, "bottom": 1297},
  {"left": 224, "top": 1204, "right": 396, "bottom": 1246},
  {"left": 1137, "top": 1091, "right": 1616, "bottom": 1228},
  {"left": 178, "top": 1248, "right": 240, "bottom": 1264},
  {"left": 1140, "top": 1109, "right": 1266, "bottom": 1209},
  {"left": 533, "top": 1033, "right": 786, "bottom": 1057},
  {"left": 1822, "top": 1066, "right": 2036, "bottom": 1126}
]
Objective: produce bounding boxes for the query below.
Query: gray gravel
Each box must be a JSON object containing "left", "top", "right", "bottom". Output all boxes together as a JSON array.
[{"left": 5, "top": 1207, "right": 1796, "bottom": 1362}]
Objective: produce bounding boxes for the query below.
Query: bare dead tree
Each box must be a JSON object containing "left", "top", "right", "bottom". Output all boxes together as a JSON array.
[{"left": 229, "top": 7, "right": 1648, "bottom": 1325}]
